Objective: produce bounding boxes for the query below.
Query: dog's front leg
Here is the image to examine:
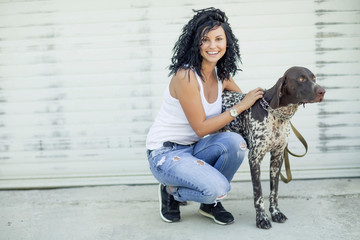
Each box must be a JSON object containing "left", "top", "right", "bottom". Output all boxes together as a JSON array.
[
  {"left": 249, "top": 151, "right": 272, "bottom": 229},
  {"left": 269, "top": 149, "right": 288, "bottom": 223}
]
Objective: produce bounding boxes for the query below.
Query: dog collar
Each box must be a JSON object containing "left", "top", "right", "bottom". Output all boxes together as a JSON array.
[
  {"left": 260, "top": 96, "right": 299, "bottom": 121},
  {"left": 260, "top": 97, "right": 270, "bottom": 110}
]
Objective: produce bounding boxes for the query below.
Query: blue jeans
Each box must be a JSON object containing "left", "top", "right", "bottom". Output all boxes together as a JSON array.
[{"left": 147, "top": 132, "right": 246, "bottom": 204}]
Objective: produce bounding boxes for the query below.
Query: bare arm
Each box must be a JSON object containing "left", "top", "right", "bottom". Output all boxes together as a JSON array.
[{"left": 170, "top": 69, "right": 263, "bottom": 138}]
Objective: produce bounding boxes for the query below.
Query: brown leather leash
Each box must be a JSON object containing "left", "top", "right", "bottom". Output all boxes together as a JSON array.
[{"left": 280, "top": 122, "right": 308, "bottom": 183}]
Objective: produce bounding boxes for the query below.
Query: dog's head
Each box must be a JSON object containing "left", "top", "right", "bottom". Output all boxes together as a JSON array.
[{"left": 269, "top": 66, "right": 325, "bottom": 109}]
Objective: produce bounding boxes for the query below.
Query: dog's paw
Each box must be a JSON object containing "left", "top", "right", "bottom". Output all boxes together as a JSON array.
[
  {"left": 270, "top": 208, "right": 288, "bottom": 223},
  {"left": 256, "top": 211, "right": 272, "bottom": 229}
]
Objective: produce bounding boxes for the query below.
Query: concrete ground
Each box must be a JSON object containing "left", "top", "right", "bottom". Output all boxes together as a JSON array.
[{"left": 1, "top": 178, "right": 359, "bottom": 240}]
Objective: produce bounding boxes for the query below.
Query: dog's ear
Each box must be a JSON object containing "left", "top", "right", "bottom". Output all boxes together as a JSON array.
[{"left": 269, "top": 76, "right": 286, "bottom": 109}]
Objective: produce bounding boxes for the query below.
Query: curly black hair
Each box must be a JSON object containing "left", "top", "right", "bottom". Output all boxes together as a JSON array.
[{"left": 169, "top": 7, "right": 241, "bottom": 82}]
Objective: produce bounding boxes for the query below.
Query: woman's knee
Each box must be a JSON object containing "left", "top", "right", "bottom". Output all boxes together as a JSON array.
[
  {"left": 223, "top": 131, "right": 246, "bottom": 147},
  {"left": 220, "top": 132, "right": 247, "bottom": 160}
]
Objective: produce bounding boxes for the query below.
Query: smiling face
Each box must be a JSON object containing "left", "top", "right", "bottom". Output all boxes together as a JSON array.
[{"left": 199, "top": 26, "right": 227, "bottom": 65}]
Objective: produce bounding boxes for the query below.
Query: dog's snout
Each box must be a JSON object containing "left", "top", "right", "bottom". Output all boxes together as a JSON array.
[{"left": 316, "top": 87, "right": 325, "bottom": 102}]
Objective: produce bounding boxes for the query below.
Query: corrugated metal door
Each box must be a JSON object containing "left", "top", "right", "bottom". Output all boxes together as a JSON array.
[{"left": 0, "top": 0, "right": 359, "bottom": 189}]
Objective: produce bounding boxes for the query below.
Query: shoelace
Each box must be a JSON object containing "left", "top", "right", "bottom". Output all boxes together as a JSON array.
[{"left": 212, "top": 202, "right": 226, "bottom": 212}]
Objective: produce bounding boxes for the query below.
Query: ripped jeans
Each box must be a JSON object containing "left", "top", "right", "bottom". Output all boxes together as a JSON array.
[{"left": 147, "top": 132, "right": 246, "bottom": 204}]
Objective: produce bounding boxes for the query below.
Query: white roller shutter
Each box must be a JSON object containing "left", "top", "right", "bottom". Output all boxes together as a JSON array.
[{"left": 0, "top": 0, "right": 359, "bottom": 189}]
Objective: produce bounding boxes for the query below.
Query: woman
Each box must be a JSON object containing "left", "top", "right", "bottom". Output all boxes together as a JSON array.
[{"left": 146, "top": 7, "right": 264, "bottom": 225}]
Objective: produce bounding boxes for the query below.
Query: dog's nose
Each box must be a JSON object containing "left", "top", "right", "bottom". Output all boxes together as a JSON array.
[{"left": 317, "top": 87, "right": 325, "bottom": 96}]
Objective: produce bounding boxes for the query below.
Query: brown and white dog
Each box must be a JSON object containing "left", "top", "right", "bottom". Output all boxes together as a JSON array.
[{"left": 221, "top": 66, "right": 325, "bottom": 229}]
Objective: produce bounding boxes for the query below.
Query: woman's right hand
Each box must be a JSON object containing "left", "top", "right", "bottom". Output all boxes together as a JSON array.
[{"left": 235, "top": 87, "right": 264, "bottom": 112}]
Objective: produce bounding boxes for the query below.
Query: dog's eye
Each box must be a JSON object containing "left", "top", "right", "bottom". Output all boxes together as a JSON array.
[
  {"left": 298, "top": 77, "right": 306, "bottom": 82},
  {"left": 312, "top": 76, "right": 316, "bottom": 82}
]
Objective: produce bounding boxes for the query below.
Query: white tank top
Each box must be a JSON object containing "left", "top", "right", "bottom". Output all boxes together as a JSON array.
[{"left": 146, "top": 70, "right": 223, "bottom": 150}]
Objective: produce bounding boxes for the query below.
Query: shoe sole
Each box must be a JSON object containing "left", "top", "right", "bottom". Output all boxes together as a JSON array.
[
  {"left": 158, "top": 184, "right": 178, "bottom": 223},
  {"left": 198, "top": 209, "right": 234, "bottom": 225}
]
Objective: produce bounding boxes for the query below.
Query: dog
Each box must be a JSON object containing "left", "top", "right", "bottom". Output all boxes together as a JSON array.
[{"left": 221, "top": 66, "right": 325, "bottom": 229}]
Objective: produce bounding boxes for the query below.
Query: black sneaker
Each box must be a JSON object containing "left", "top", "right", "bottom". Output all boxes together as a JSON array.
[
  {"left": 199, "top": 202, "right": 234, "bottom": 225},
  {"left": 158, "top": 184, "right": 180, "bottom": 222}
]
